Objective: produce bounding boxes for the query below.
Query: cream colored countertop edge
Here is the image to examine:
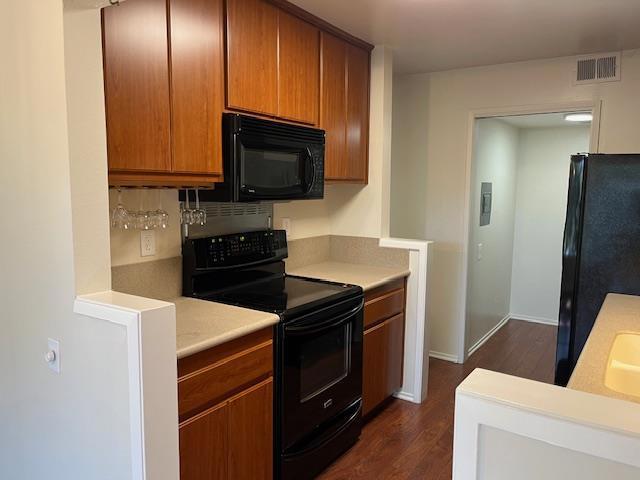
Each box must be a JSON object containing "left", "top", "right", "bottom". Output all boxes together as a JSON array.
[
  {"left": 173, "top": 297, "right": 279, "bottom": 359},
  {"left": 287, "top": 260, "right": 410, "bottom": 291},
  {"left": 568, "top": 293, "right": 640, "bottom": 404}
]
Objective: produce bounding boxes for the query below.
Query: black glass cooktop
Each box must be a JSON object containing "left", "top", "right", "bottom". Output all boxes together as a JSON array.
[{"left": 202, "top": 275, "right": 361, "bottom": 317}]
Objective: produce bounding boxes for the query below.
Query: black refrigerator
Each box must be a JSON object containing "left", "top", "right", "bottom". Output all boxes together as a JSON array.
[{"left": 556, "top": 153, "right": 640, "bottom": 386}]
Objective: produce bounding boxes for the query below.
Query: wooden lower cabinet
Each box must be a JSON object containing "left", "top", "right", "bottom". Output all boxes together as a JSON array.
[
  {"left": 228, "top": 378, "right": 273, "bottom": 480},
  {"left": 362, "top": 280, "right": 406, "bottom": 417},
  {"left": 177, "top": 327, "right": 273, "bottom": 479},
  {"left": 362, "top": 314, "right": 405, "bottom": 416},
  {"left": 179, "top": 402, "right": 228, "bottom": 480}
]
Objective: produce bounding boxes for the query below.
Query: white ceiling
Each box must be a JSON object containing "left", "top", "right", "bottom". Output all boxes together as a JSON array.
[
  {"left": 495, "top": 112, "right": 592, "bottom": 129},
  {"left": 291, "top": 0, "right": 640, "bottom": 74}
]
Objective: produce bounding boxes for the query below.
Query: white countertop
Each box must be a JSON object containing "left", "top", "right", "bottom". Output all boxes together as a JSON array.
[
  {"left": 173, "top": 297, "right": 279, "bottom": 359},
  {"left": 288, "top": 261, "right": 410, "bottom": 291},
  {"left": 568, "top": 293, "right": 640, "bottom": 403}
]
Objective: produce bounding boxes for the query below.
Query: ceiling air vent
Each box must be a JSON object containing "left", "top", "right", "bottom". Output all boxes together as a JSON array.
[{"left": 574, "top": 52, "right": 621, "bottom": 85}]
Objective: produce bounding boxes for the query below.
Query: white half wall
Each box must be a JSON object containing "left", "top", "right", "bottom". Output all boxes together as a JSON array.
[
  {"left": 466, "top": 119, "right": 519, "bottom": 351},
  {"left": 453, "top": 369, "right": 640, "bottom": 480},
  {"left": 509, "top": 126, "right": 591, "bottom": 324}
]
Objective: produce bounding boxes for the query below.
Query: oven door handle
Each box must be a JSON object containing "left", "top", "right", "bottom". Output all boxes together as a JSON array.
[{"left": 284, "top": 300, "right": 364, "bottom": 336}]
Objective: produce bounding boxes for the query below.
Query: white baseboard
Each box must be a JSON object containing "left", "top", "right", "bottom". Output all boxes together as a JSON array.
[
  {"left": 467, "top": 314, "right": 510, "bottom": 357},
  {"left": 510, "top": 313, "right": 558, "bottom": 326},
  {"left": 429, "top": 350, "right": 459, "bottom": 363},
  {"left": 393, "top": 390, "right": 416, "bottom": 403}
]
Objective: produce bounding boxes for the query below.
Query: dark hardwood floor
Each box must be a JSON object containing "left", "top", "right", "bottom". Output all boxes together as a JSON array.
[{"left": 318, "top": 319, "right": 557, "bottom": 480}]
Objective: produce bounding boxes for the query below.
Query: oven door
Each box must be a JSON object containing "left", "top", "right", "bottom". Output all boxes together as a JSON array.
[
  {"left": 278, "top": 296, "right": 364, "bottom": 451},
  {"left": 237, "top": 137, "right": 319, "bottom": 201}
]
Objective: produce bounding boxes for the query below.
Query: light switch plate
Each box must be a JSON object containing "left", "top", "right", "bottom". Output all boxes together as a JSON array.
[
  {"left": 477, "top": 243, "right": 483, "bottom": 261},
  {"left": 140, "top": 230, "right": 156, "bottom": 257},
  {"left": 47, "top": 338, "right": 60, "bottom": 373}
]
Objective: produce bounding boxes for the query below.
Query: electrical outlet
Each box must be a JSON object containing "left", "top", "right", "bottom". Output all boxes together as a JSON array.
[
  {"left": 281, "top": 218, "right": 291, "bottom": 237},
  {"left": 140, "top": 230, "right": 156, "bottom": 257},
  {"left": 45, "top": 338, "right": 60, "bottom": 374}
]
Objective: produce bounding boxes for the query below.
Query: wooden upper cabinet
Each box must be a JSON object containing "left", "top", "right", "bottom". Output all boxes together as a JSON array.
[
  {"left": 102, "top": 0, "right": 171, "bottom": 173},
  {"left": 226, "top": 0, "right": 278, "bottom": 116},
  {"left": 320, "top": 32, "right": 348, "bottom": 179},
  {"left": 320, "top": 33, "right": 370, "bottom": 183},
  {"left": 277, "top": 11, "right": 319, "bottom": 125},
  {"left": 346, "top": 43, "right": 370, "bottom": 182},
  {"left": 169, "top": 0, "right": 225, "bottom": 176}
]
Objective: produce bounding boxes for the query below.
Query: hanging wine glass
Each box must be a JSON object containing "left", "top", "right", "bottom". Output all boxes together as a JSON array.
[
  {"left": 111, "top": 189, "right": 131, "bottom": 230},
  {"left": 195, "top": 188, "right": 206, "bottom": 226}
]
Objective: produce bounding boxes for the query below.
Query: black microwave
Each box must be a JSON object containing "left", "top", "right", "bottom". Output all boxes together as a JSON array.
[{"left": 197, "top": 113, "right": 325, "bottom": 202}]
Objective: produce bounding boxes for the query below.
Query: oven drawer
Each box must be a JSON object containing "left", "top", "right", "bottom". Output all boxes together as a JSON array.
[
  {"left": 178, "top": 331, "right": 273, "bottom": 421},
  {"left": 364, "top": 280, "right": 405, "bottom": 329}
]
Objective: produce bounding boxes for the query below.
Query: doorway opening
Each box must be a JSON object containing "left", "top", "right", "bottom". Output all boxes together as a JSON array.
[{"left": 463, "top": 110, "right": 593, "bottom": 360}]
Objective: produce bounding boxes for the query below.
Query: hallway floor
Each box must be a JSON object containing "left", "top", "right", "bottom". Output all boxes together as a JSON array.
[{"left": 318, "top": 319, "right": 557, "bottom": 480}]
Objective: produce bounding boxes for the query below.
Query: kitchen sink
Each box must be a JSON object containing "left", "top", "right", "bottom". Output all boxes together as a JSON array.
[{"left": 605, "top": 332, "right": 640, "bottom": 398}]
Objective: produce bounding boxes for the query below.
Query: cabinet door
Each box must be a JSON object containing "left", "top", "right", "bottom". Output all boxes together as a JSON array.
[
  {"left": 320, "top": 32, "right": 348, "bottom": 180},
  {"left": 226, "top": 0, "right": 278, "bottom": 116},
  {"left": 362, "top": 313, "right": 405, "bottom": 416},
  {"left": 179, "top": 402, "right": 228, "bottom": 480},
  {"left": 277, "top": 11, "right": 319, "bottom": 125},
  {"left": 228, "top": 378, "right": 273, "bottom": 480},
  {"left": 346, "top": 43, "right": 370, "bottom": 182},
  {"left": 363, "top": 320, "right": 388, "bottom": 416},
  {"left": 102, "top": 0, "right": 171, "bottom": 172},
  {"left": 386, "top": 313, "right": 405, "bottom": 394},
  {"left": 170, "top": 0, "right": 224, "bottom": 176}
]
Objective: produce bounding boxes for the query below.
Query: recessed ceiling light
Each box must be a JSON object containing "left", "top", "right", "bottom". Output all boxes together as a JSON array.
[{"left": 564, "top": 112, "right": 593, "bottom": 123}]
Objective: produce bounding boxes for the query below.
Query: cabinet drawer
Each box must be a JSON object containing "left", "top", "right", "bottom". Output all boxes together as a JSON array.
[
  {"left": 178, "top": 340, "right": 272, "bottom": 421},
  {"left": 364, "top": 286, "right": 404, "bottom": 330}
]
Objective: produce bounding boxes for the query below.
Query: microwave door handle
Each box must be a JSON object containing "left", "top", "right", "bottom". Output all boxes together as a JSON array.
[{"left": 304, "top": 147, "right": 316, "bottom": 194}]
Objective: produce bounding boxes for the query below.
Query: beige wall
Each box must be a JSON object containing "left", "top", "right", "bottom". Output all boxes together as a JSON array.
[
  {"left": 390, "top": 74, "right": 430, "bottom": 240},
  {"left": 392, "top": 49, "right": 640, "bottom": 359},
  {"left": 466, "top": 119, "right": 519, "bottom": 351},
  {"left": 65, "top": 7, "right": 112, "bottom": 293},
  {"left": 1, "top": 1, "right": 131, "bottom": 477},
  {"left": 510, "top": 125, "right": 590, "bottom": 324}
]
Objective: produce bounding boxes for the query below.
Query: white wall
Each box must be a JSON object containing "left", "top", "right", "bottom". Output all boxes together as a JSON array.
[
  {"left": 466, "top": 119, "right": 519, "bottom": 351},
  {"left": 0, "top": 2, "right": 132, "bottom": 477},
  {"left": 391, "top": 49, "right": 640, "bottom": 360},
  {"left": 509, "top": 126, "right": 590, "bottom": 324}
]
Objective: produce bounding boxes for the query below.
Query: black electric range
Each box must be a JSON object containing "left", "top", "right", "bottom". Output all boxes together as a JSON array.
[{"left": 183, "top": 230, "right": 364, "bottom": 480}]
